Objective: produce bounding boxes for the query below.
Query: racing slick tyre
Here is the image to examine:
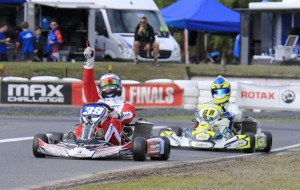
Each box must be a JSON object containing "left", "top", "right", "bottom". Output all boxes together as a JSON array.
[
  {"left": 133, "top": 137, "right": 147, "bottom": 161},
  {"left": 169, "top": 127, "right": 183, "bottom": 137},
  {"left": 262, "top": 131, "right": 272, "bottom": 153},
  {"left": 243, "top": 132, "right": 255, "bottom": 153},
  {"left": 150, "top": 136, "right": 171, "bottom": 161},
  {"left": 33, "top": 134, "right": 48, "bottom": 158}
]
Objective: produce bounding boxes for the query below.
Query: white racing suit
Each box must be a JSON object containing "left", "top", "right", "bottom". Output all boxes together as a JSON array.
[{"left": 214, "top": 101, "right": 242, "bottom": 138}]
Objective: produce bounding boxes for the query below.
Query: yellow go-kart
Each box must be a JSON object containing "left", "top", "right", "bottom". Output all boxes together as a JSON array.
[{"left": 160, "top": 103, "right": 272, "bottom": 153}]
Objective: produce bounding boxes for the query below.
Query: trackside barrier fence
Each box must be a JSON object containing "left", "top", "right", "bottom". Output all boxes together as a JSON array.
[{"left": 1, "top": 76, "right": 300, "bottom": 111}]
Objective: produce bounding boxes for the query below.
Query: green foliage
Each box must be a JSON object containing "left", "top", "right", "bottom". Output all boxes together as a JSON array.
[{"left": 154, "top": 0, "right": 175, "bottom": 9}]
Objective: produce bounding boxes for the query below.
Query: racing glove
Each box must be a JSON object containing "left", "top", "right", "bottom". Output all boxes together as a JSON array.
[
  {"left": 109, "top": 110, "right": 124, "bottom": 121},
  {"left": 83, "top": 47, "right": 94, "bottom": 69}
]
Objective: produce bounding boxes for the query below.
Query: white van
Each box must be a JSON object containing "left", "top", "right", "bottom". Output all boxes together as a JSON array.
[
  {"left": 93, "top": 0, "right": 181, "bottom": 62},
  {"left": 26, "top": 0, "right": 180, "bottom": 62}
]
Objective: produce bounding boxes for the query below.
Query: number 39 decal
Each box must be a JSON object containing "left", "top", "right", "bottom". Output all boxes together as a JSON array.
[{"left": 82, "top": 106, "right": 105, "bottom": 116}]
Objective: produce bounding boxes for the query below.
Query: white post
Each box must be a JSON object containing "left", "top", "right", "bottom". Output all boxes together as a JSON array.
[
  {"left": 204, "top": 33, "right": 208, "bottom": 54},
  {"left": 184, "top": 28, "right": 189, "bottom": 64},
  {"left": 88, "top": 9, "right": 96, "bottom": 50},
  {"left": 24, "top": 2, "right": 35, "bottom": 32},
  {"left": 292, "top": 13, "right": 294, "bottom": 28}
]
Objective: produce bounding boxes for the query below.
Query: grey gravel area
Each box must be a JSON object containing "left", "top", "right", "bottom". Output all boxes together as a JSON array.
[{"left": 0, "top": 106, "right": 299, "bottom": 120}]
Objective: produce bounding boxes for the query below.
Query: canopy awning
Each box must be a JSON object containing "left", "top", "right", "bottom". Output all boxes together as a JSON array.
[
  {"left": 28, "top": 0, "right": 101, "bottom": 9},
  {"left": 0, "top": 0, "right": 26, "bottom": 3},
  {"left": 161, "top": 0, "right": 240, "bottom": 32},
  {"left": 249, "top": 0, "right": 300, "bottom": 11}
]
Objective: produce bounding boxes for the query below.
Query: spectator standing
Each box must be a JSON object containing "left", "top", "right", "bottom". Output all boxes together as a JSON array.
[
  {"left": 133, "top": 16, "right": 160, "bottom": 66},
  {"left": 233, "top": 34, "right": 240, "bottom": 62},
  {"left": 46, "top": 19, "right": 63, "bottom": 62},
  {"left": 16, "top": 21, "right": 34, "bottom": 62},
  {"left": 33, "top": 26, "right": 46, "bottom": 61},
  {"left": 0, "top": 22, "right": 10, "bottom": 61}
]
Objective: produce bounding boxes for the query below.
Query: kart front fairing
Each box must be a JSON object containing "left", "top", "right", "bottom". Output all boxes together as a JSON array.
[
  {"left": 36, "top": 103, "right": 133, "bottom": 158},
  {"left": 37, "top": 138, "right": 133, "bottom": 158},
  {"left": 160, "top": 130, "right": 251, "bottom": 150}
]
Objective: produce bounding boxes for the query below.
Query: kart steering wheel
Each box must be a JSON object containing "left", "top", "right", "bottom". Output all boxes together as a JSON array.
[{"left": 93, "top": 102, "right": 114, "bottom": 112}]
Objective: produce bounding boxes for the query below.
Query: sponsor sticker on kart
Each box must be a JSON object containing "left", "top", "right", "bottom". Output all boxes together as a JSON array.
[
  {"left": 147, "top": 140, "right": 161, "bottom": 155},
  {"left": 190, "top": 141, "right": 213, "bottom": 148}
]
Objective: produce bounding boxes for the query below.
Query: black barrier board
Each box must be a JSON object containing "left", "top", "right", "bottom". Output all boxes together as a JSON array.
[{"left": 1, "top": 81, "right": 72, "bottom": 105}]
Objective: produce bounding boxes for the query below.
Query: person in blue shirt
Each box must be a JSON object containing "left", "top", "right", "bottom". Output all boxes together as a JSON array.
[
  {"left": 46, "top": 19, "right": 63, "bottom": 62},
  {"left": 16, "top": 21, "right": 34, "bottom": 62},
  {"left": 233, "top": 34, "right": 240, "bottom": 61},
  {"left": 0, "top": 22, "right": 10, "bottom": 61}
]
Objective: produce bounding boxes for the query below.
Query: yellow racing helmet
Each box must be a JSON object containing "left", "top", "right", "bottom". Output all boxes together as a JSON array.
[{"left": 210, "top": 75, "right": 231, "bottom": 104}]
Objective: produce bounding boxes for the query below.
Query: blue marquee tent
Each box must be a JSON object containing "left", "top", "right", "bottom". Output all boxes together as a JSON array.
[
  {"left": 0, "top": 0, "right": 25, "bottom": 3},
  {"left": 161, "top": 0, "right": 240, "bottom": 33}
]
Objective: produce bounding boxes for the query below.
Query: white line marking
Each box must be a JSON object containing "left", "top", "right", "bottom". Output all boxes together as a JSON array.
[
  {"left": 271, "top": 143, "right": 300, "bottom": 152},
  {"left": 0, "top": 137, "right": 33, "bottom": 143}
]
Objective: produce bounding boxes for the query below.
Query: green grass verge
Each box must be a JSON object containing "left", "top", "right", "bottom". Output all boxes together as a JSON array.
[
  {"left": 1, "top": 61, "right": 300, "bottom": 82},
  {"left": 74, "top": 151, "right": 300, "bottom": 190}
]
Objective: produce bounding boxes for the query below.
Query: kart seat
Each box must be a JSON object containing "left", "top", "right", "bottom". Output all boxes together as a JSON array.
[{"left": 132, "top": 120, "right": 153, "bottom": 141}]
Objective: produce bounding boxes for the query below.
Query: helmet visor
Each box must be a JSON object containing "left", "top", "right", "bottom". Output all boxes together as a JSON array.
[
  {"left": 212, "top": 88, "right": 229, "bottom": 95},
  {"left": 99, "top": 78, "right": 120, "bottom": 89}
]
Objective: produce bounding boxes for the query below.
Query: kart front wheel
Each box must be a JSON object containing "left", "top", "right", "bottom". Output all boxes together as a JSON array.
[
  {"left": 33, "top": 134, "right": 48, "bottom": 158},
  {"left": 133, "top": 137, "right": 147, "bottom": 161},
  {"left": 150, "top": 136, "right": 171, "bottom": 161},
  {"left": 243, "top": 132, "right": 255, "bottom": 153},
  {"left": 262, "top": 131, "right": 272, "bottom": 153}
]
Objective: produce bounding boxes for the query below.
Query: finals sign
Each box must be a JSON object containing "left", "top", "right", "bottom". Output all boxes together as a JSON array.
[{"left": 122, "top": 84, "right": 183, "bottom": 108}]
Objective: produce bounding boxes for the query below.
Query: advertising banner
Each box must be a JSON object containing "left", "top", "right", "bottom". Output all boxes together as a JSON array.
[
  {"left": 237, "top": 83, "right": 300, "bottom": 111},
  {"left": 71, "top": 83, "right": 183, "bottom": 108},
  {"left": 0, "top": 81, "right": 72, "bottom": 105},
  {"left": 122, "top": 83, "right": 183, "bottom": 108},
  {"left": 0, "top": 81, "right": 183, "bottom": 108}
]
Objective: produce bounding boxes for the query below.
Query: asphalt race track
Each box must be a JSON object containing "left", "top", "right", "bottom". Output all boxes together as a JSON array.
[{"left": 0, "top": 116, "right": 299, "bottom": 190}]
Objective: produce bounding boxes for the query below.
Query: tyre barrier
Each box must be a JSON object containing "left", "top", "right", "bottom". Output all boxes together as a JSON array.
[
  {"left": 30, "top": 76, "right": 60, "bottom": 81},
  {"left": 61, "top": 78, "right": 82, "bottom": 82},
  {"left": 2, "top": 76, "right": 29, "bottom": 81},
  {"left": 174, "top": 80, "right": 199, "bottom": 109}
]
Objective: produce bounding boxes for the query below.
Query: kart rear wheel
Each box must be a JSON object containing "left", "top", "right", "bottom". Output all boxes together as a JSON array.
[
  {"left": 33, "top": 134, "right": 48, "bottom": 158},
  {"left": 243, "top": 132, "right": 255, "bottom": 153},
  {"left": 133, "top": 137, "right": 147, "bottom": 161},
  {"left": 262, "top": 131, "right": 272, "bottom": 153},
  {"left": 150, "top": 136, "right": 171, "bottom": 161}
]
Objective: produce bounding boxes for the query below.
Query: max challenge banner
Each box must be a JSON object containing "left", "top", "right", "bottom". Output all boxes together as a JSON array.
[{"left": 1, "top": 82, "right": 72, "bottom": 104}]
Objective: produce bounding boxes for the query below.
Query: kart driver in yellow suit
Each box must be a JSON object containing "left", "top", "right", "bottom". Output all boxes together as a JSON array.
[{"left": 189, "top": 75, "right": 242, "bottom": 139}]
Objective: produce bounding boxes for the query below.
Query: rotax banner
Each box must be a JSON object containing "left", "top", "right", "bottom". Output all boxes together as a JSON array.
[{"left": 237, "top": 82, "right": 300, "bottom": 111}]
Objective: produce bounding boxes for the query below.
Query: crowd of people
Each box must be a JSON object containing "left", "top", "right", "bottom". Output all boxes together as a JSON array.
[
  {"left": 0, "top": 18, "right": 63, "bottom": 62},
  {"left": 1, "top": 16, "right": 161, "bottom": 65}
]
